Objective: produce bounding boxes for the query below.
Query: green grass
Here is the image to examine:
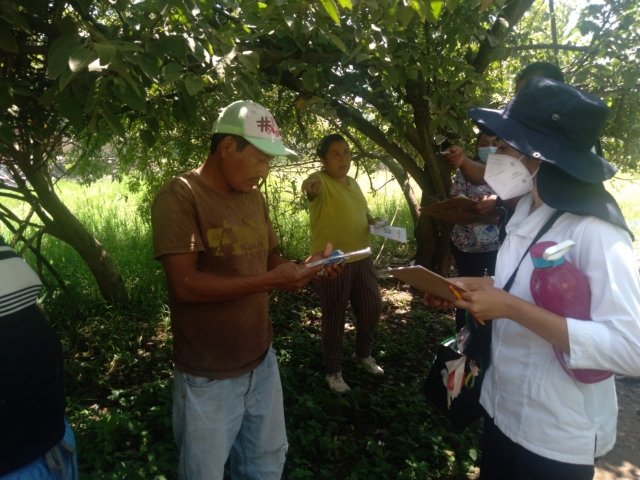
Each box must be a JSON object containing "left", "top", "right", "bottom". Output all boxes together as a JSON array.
[{"left": 1, "top": 172, "right": 638, "bottom": 479}]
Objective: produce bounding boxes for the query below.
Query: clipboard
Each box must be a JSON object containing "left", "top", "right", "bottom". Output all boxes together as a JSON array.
[
  {"left": 387, "top": 265, "right": 468, "bottom": 302},
  {"left": 421, "top": 195, "right": 498, "bottom": 226},
  {"left": 433, "top": 195, "right": 478, "bottom": 210}
]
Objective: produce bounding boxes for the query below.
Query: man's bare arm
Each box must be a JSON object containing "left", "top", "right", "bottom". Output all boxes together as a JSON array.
[{"left": 161, "top": 251, "right": 325, "bottom": 304}]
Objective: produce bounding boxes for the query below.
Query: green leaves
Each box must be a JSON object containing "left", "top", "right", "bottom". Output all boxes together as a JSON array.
[
  {"left": 69, "top": 48, "right": 98, "bottom": 73},
  {"left": 95, "top": 43, "right": 117, "bottom": 65},
  {"left": 184, "top": 74, "right": 205, "bottom": 95},
  {"left": 336, "top": 0, "right": 352, "bottom": 8},
  {"left": 301, "top": 70, "right": 318, "bottom": 91},
  {"left": 0, "top": 119, "right": 13, "bottom": 145},
  {"left": 162, "top": 62, "right": 183, "bottom": 85},
  {"left": 137, "top": 53, "right": 162, "bottom": 82},
  {"left": 48, "top": 35, "right": 82, "bottom": 79},
  {"left": 237, "top": 51, "right": 260, "bottom": 74},
  {"left": 1, "top": 1, "right": 32, "bottom": 34},
  {"left": 429, "top": 0, "right": 444, "bottom": 22},
  {"left": 407, "top": 0, "right": 452, "bottom": 23},
  {"left": 326, "top": 33, "right": 348, "bottom": 54},
  {"left": 0, "top": 80, "right": 12, "bottom": 112},
  {"left": 0, "top": 20, "right": 18, "bottom": 53},
  {"left": 408, "top": 0, "right": 427, "bottom": 23},
  {"left": 396, "top": 5, "right": 416, "bottom": 28},
  {"left": 57, "top": 97, "right": 85, "bottom": 130},
  {"left": 480, "top": 0, "right": 493, "bottom": 13},
  {"left": 113, "top": 78, "right": 146, "bottom": 111},
  {"left": 158, "top": 34, "right": 187, "bottom": 58},
  {"left": 139, "top": 128, "right": 156, "bottom": 147},
  {"left": 318, "top": 0, "right": 353, "bottom": 25},
  {"left": 320, "top": 0, "right": 340, "bottom": 25},
  {"left": 102, "top": 107, "right": 126, "bottom": 139}
]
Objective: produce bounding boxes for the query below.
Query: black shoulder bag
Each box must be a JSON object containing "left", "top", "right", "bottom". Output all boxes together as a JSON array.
[{"left": 423, "top": 210, "right": 564, "bottom": 429}]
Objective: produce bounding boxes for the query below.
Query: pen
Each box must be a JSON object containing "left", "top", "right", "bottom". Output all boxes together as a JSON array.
[{"left": 449, "top": 285, "right": 485, "bottom": 325}]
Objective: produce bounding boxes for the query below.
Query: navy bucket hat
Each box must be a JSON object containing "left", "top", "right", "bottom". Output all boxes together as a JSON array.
[
  {"left": 469, "top": 77, "right": 616, "bottom": 183},
  {"left": 469, "top": 76, "right": 632, "bottom": 239}
]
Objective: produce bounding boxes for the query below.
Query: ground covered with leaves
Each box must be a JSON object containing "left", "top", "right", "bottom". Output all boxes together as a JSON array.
[{"left": 55, "top": 279, "right": 481, "bottom": 479}]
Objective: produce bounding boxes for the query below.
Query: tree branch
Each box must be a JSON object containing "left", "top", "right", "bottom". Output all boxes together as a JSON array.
[{"left": 472, "top": 0, "right": 536, "bottom": 74}]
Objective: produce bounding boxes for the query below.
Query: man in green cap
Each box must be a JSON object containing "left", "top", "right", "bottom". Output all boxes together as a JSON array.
[{"left": 151, "top": 100, "right": 340, "bottom": 479}]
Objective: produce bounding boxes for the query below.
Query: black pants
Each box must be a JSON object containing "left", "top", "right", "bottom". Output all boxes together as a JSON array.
[
  {"left": 479, "top": 415, "right": 595, "bottom": 480},
  {"left": 316, "top": 257, "right": 381, "bottom": 374},
  {"left": 450, "top": 242, "right": 498, "bottom": 331}
]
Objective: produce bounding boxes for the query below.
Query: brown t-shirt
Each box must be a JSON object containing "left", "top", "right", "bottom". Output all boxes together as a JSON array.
[{"left": 151, "top": 170, "right": 278, "bottom": 379}]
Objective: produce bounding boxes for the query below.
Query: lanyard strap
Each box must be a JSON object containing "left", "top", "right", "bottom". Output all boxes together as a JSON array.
[{"left": 502, "top": 210, "right": 564, "bottom": 293}]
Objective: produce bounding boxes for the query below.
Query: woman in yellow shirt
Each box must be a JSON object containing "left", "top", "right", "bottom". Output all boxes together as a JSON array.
[{"left": 302, "top": 134, "right": 384, "bottom": 394}]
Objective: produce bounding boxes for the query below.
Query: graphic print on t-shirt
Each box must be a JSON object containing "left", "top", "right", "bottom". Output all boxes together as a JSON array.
[{"left": 206, "top": 218, "right": 269, "bottom": 256}]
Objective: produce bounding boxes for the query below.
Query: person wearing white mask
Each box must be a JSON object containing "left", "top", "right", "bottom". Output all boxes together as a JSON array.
[
  {"left": 424, "top": 77, "right": 640, "bottom": 479},
  {"left": 448, "top": 132, "right": 500, "bottom": 331}
]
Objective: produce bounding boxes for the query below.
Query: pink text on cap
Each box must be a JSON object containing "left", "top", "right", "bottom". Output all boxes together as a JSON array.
[{"left": 243, "top": 103, "right": 281, "bottom": 139}]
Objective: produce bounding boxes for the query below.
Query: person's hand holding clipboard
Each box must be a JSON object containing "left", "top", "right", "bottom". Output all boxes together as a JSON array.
[{"left": 388, "top": 265, "right": 486, "bottom": 324}]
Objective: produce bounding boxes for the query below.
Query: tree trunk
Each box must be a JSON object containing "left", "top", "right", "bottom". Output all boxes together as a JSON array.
[
  {"left": 17, "top": 159, "right": 129, "bottom": 303},
  {"left": 413, "top": 155, "right": 455, "bottom": 275}
]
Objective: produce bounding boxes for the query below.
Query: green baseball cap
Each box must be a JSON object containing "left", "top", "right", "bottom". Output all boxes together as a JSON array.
[{"left": 211, "top": 100, "right": 299, "bottom": 160}]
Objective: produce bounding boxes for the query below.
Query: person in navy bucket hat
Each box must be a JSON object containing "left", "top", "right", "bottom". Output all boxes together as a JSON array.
[
  {"left": 470, "top": 76, "right": 631, "bottom": 237},
  {"left": 470, "top": 77, "right": 615, "bottom": 182},
  {"left": 424, "top": 76, "right": 640, "bottom": 479}
]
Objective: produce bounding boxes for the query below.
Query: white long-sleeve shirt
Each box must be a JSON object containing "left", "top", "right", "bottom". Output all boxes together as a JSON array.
[{"left": 480, "top": 194, "right": 640, "bottom": 465}]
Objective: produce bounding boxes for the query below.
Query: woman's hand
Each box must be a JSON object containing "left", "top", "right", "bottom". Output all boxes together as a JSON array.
[
  {"left": 465, "top": 195, "right": 498, "bottom": 215},
  {"left": 423, "top": 292, "right": 455, "bottom": 310},
  {"left": 451, "top": 277, "right": 516, "bottom": 322},
  {"left": 443, "top": 146, "right": 467, "bottom": 169},
  {"left": 301, "top": 174, "right": 323, "bottom": 199},
  {"left": 367, "top": 215, "right": 385, "bottom": 226},
  {"left": 455, "top": 279, "right": 571, "bottom": 352},
  {"left": 423, "top": 277, "right": 494, "bottom": 311}
]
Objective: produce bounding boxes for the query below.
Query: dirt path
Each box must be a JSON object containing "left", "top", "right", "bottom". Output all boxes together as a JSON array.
[{"left": 594, "top": 377, "right": 640, "bottom": 479}]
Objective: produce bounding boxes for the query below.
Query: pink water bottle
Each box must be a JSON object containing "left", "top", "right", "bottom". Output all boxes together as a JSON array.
[{"left": 530, "top": 240, "right": 612, "bottom": 384}]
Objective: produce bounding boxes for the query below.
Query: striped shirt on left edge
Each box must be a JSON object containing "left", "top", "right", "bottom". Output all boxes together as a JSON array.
[{"left": 0, "top": 243, "right": 42, "bottom": 317}]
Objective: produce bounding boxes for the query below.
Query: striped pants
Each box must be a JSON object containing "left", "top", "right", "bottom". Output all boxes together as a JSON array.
[{"left": 315, "top": 256, "right": 382, "bottom": 375}]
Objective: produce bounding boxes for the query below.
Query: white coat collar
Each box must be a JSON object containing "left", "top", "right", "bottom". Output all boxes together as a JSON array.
[{"left": 505, "top": 193, "right": 558, "bottom": 240}]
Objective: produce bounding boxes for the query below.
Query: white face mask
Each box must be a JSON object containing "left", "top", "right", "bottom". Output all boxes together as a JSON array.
[
  {"left": 484, "top": 154, "right": 538, "bottom": 200},
  {"left": 477, "top": 146, "right": 497, "bottom": 163}
]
